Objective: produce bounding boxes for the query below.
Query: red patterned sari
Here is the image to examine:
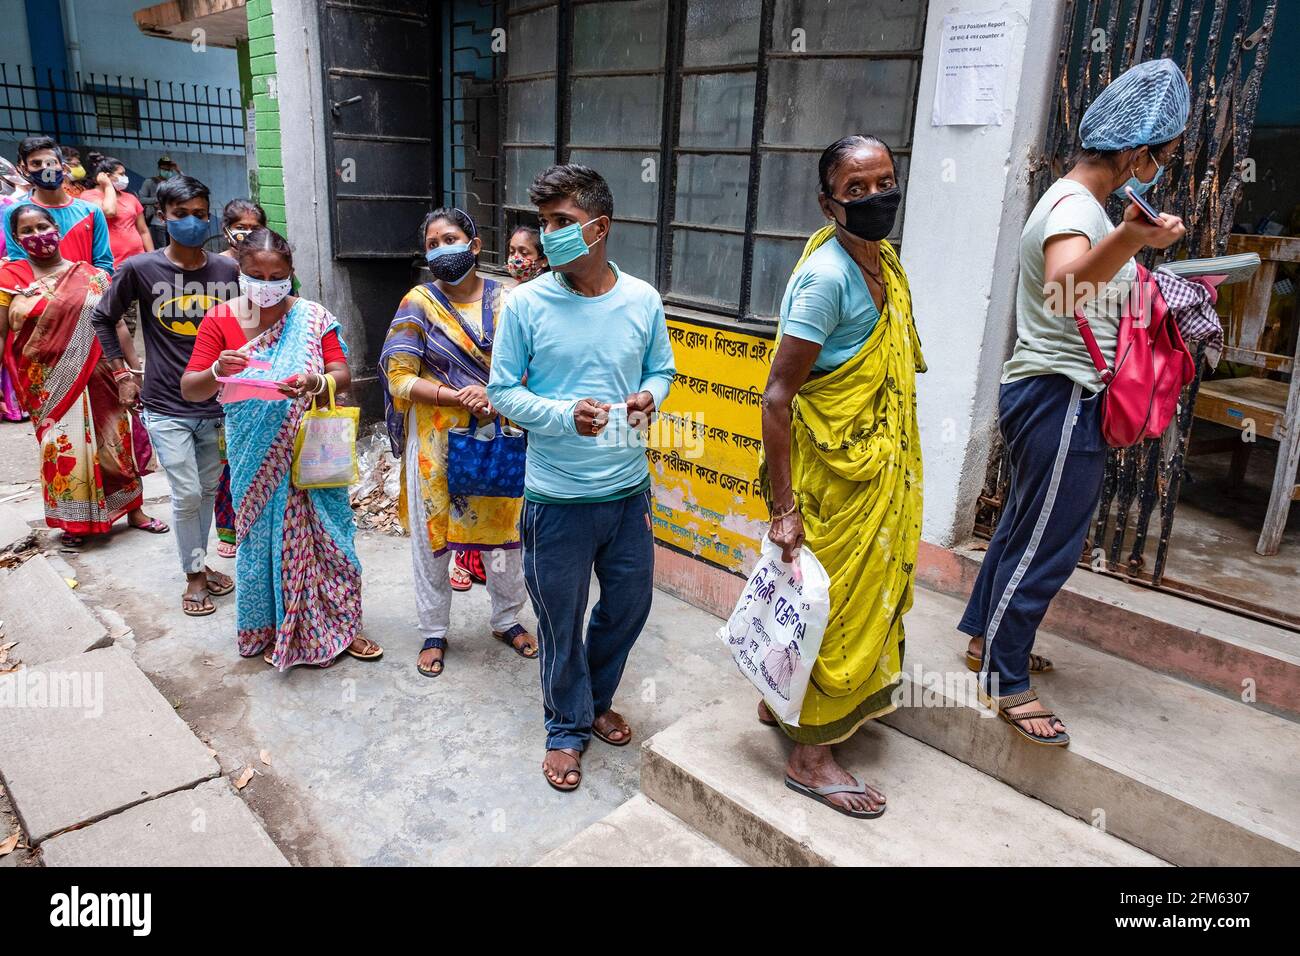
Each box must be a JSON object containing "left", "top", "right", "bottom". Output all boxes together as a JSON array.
[{"left": 0, "top": 260, "right": 146, "bottom": 533}]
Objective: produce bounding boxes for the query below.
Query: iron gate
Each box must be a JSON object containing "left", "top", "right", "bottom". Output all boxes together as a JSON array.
[{"left": 975, "top": 0, "right": 1280, "bottom": 615}]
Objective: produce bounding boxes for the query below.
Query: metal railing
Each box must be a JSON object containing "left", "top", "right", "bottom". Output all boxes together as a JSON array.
[{"left": 0, "top": 64, "right": 245, "bottom": 153}]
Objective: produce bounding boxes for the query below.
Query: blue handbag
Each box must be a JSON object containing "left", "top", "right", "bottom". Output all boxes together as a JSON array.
[{"left": 447, "top": 417, "right": 527, "bottom": 498}]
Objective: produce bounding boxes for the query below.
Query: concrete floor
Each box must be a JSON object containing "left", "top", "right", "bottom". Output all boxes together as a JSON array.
[{"left": 45, "top": 504, "right": 749, "bottom": 865}]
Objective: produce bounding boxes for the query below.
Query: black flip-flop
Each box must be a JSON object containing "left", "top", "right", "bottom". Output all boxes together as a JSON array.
[
  {"left": 785, "top": 774, "right": 885, "bottom": 819},
  {"left": 417, "top": 638, "right": 445, "bottom": 678},
  {"left": 493, "top": 624, "right": 538, "bottom": 659}
]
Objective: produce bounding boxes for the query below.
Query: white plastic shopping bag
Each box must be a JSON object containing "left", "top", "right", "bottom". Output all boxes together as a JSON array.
[{"left": 717, "top": 537, "right": 830, "bottom": 726}]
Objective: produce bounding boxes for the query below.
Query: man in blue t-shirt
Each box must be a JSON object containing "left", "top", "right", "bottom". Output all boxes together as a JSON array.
[
  {"left": 489, "top": 164, "right": 675, "bottom": 793},
  {"left": 3, "top": 136, "right": 114, "bottom": 272}
]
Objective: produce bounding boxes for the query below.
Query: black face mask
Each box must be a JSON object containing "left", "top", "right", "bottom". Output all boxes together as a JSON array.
[{"left": 827, "top": 186, "right": 901, "bottom": 242}]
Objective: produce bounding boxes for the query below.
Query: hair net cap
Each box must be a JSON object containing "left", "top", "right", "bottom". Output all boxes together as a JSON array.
[{"left": 1079, "top": 59, "right": 1190, "bottom": 151}]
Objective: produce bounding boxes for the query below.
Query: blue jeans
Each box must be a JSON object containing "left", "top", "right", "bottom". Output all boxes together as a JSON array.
[
  {"left": 958, "top": 374, "right": 1107, "bottom": 696},
  {"left": 141, "top": 410, "right": 224, "bottom": 575},
  {"left": 522, "top": 490, "right": 655, "bottom": 751}
]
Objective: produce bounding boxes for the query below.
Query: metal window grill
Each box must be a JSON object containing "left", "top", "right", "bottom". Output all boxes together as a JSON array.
[{"left": 0, "top": 64, "right": 245, "bottom": 153}]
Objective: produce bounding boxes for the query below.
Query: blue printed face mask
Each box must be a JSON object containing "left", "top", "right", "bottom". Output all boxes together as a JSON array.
[
  {"left": 540, "top": 217, "right": 604, "bottom": 268},
  {"left": 166, "top": 214, "right": 209, "bottom": 247},
  {"left": 1114, "top": 159, "right": 1164, "bottom": 199},
  {"left": 425, "top": 242, "right": 477, "bottom": 284}
]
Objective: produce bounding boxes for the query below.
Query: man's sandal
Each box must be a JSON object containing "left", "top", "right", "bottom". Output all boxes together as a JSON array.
[
  {"left": 980, "top": 688, "right": 1070, "bottom": 747},
  {"left": 592, "top": 710, "right": 632, "bottom": 747},
  {"left": 785, "top": 775, "right": 885, "bottom": 819},
  {"left": 204, "top": 570, "right": 235, "bottom": 597},
  {"left": 417, "top": 637, "right": 446, "bottom": 678},
  {"left": 543, "top": 749, "right": 582, "bottom": 792},
  {"left": 965, "top": 650, "right": 1053, "bottom": 673},
  {"left": 492, "top": 623, "right": 538, "bottom": 659},
  {"left": 182, "top": 590, "right": 216, "bottom": 617},
  {"left": 346, "top": 637, "right": 383, "bottom": 661}
]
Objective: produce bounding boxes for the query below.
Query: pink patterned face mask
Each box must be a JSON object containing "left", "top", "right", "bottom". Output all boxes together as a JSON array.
[
  {"left": 506, "top": 254, "right": 543, "bottom": 282},
  {"left": 18, "top": 229, "right": 60, "bottom": 259}
]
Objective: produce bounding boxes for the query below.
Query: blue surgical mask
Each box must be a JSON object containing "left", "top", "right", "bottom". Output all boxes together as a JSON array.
[
  {"left": 25, "top": 166, "right": 64, "bottom": 191},
  {"left": 540, "top": 218, "right": 604, "bottom": 268},
  {"left": 1114, "top": 161, "right": 1164, "bottom": 199},
  {"left": 425, "top": 242, "right": 477, "bottom": 284},
  {"left": 166, "top": 214, "right": 209, "bottom": 247}
]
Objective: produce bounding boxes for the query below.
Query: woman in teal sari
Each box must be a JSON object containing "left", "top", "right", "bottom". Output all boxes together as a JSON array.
[{"left": 180, "top": 228, "right": 383, "bottom": 669}]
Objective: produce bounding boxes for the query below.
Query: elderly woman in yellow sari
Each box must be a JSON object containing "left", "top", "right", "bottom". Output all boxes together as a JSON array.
[
  {"left": 759, "top": 135, "right": 925, "bottom": 819},
  {"left": 380, "top": 207, "right": 535, "bottom": 679}
]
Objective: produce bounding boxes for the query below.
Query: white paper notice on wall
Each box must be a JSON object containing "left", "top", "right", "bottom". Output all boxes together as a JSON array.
[{"left": 931, "top": 12, "right": 1019, "bottom": 126}]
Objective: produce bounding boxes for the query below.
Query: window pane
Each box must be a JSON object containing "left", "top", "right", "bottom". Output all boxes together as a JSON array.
[
  {"left": 764, "top": 58, "right": 918, "bottom": 147},
  {"left": 505, "top": 147, "right": 555, "bottom": 207},
  {"left": 674, "top": 154, "right": 750, "bottom": 228},
  {"left": 755, "top": 151, "right": 823, "bottom": 234},
  {"left": 683, "top": 0, "right": 761, "bottom": 66},
  {"left": 757, "top": 152, "right": 910, "bottom": 236},
  {"left": 679, "top": 72, "right": 755, "bottom": 149},
  {"left": 750, "top": 237, "right": 806, "bottom": 318},
  {"left": 568, "top": 148, "right": 659, "bottom": 220},
  {"left": 669, "top": 230, "right": 743, "bottom": 308},
  {"left": 507, "top": 7, "right": 557, "bottom": 76},
  {"left": 506, "top": 80, "right": 556, "bottom": 143},
  {"left": 573, "top": 0, "right": 667, "bottom": 72},
  {"left": 570, "top": 75, "right": 662, "bottom": 147},
  {"left": 771, "top": 0, "right": 926, "bottom": 52},
  {"left": 608, "top": 221, "right": 657, "bottom": 280}
]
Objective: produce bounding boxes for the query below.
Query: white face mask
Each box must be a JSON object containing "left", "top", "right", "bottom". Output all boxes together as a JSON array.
[
  {"left": 240, "top": 273, "right": 292, "bottom": 308},
  {"left": 112, "top": 175, "right": 129, "bottom": 191}
]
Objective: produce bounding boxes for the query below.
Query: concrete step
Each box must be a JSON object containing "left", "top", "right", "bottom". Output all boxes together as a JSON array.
[
  {"left": 0, "top": 645, "right": 220, "bottom": 843},
  {"left": 0, "top": 555, "right": 110, "bottom": 667},
  {"left": 535, "top": 794, "right": 745, "bottom": 867},
  {"left": 880, "top": 587, "right": 1300, "bottom": 866},
  {"left": 0, "top": 501, "right": 35, "bottom": 553},
  {"left": 917, "top": 541, "right": 1300, "bottom": 719},
  {"left": 642, "top": 694, "right": 1163, "bottom": 866},
  {"left": 41, "top": 778, "right": 288, "bottom": 867}
]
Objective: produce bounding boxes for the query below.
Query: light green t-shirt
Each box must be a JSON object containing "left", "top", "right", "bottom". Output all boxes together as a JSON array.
[{"left": 1002, "top": 178, "right": 1136, "bottom": 393}]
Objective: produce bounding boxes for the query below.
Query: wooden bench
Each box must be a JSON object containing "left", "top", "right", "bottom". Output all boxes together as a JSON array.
[{"left": 1192, "top": 235, "right": 1299, "bottom": 555}]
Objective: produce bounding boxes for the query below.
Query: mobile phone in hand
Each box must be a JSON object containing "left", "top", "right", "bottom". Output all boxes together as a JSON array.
[{"left": 1124, "top": 185, "right": 1163, "bottom": 225}]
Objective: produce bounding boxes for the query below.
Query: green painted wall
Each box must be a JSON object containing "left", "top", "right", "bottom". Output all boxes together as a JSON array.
[{"left": 245, "top": 0, "right": 286, "bottom": 235}]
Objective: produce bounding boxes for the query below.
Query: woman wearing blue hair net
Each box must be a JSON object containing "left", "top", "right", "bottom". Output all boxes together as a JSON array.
[{"left": 958, "top": 59, "right": 1189, "bottom": 746}]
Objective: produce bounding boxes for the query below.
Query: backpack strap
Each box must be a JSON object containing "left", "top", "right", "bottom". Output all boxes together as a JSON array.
[
  {"left": 1073, "top": 309, "right": 1114, "bottom": 385},
  {"left": 1048, "top": 191, "right": 1114, "bottom": 386}
]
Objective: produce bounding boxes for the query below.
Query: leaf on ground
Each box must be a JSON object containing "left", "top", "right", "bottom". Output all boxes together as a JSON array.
[
  {"left": 259, "top": 749, "right": 272, "bottom": 767},
  {"left": 233, "top": 766, "right": 255, "bottom": 790},
  {"left": 0, "top": 831, "right": 20, "bottom": 856},
  {"left": 64, "top": 577, "right": 78, "bottom": 589}
]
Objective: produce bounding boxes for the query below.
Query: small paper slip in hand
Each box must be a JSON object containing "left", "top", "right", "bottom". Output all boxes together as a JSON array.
[{"left": 217, "top": 360, "right": 291, "bottom": 404}]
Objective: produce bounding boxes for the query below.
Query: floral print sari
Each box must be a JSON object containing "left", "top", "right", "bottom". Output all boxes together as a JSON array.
[{"left": 0, "top": 260, "right": 144, "bottom": 533}]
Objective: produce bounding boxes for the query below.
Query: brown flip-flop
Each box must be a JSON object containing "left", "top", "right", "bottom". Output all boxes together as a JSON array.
[
  {"left": 346, "top": 637, "right": 383, "bottom": 661},
  {"left": 543, "top": 748, "right": 582, "bottom": 792},
  {"left": 592, "top": 711, "right": 632, "bottom": 747},
  {"left": 182, "top": 589, "right": 215, "bottom": 617},
  {"left": 980, "top": 688, "right": 1070, "bottom": 747},
  {"left": 204, "top": 570, "right": 235, "bottom": 597},
  {"left": 965, "top": 650, "right": 1053, "bottom": 673}
]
